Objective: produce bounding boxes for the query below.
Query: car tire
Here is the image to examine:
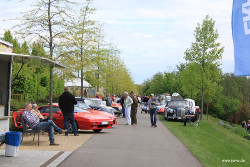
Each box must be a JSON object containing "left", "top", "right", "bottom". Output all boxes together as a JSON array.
[
  {"left": 67, "top": 120, "right": 78, "bottom": 133},
  {"left": 93, "top": 129, "right": 102, "bottom": 133}
]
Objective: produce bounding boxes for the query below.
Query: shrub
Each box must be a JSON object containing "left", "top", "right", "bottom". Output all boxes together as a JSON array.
[{"left": 10, "top": 99, "right": 26, "bottom": 111}]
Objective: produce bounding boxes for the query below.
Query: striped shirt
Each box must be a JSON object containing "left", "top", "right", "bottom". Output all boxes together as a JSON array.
[{"left": 22, "top": 110, "right": 40, "bottom": 129}]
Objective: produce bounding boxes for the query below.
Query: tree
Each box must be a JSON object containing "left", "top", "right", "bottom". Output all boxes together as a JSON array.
[
  {"left": 14, "top": 0, "right": 78, "bottom": 119},
  {"left": 3, "top": 30, "right": 13, "bottom": 43},
  {"left": 184, "top": 15, "right": 224, "bottom": 120}
]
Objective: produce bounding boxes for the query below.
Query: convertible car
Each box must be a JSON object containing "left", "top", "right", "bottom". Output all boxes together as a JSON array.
[{"left": 13, "top": 104, "right": 114, "bottom": 133}]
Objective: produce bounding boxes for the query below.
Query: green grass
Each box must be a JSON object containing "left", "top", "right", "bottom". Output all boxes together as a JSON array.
[{"left": 159, "top": 115, "right": 250, "bottom": 167}]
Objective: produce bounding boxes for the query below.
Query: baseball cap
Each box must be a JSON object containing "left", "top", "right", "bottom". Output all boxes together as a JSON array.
[{"left": 150, "top": 93, "right": 154, "bottom": 96}]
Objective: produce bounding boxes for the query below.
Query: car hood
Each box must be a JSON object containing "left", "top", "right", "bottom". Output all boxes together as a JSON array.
[
  {"left": 87, "top": 109, "right": 116, "bottom": 118},
  {"left": 75, "top": 112, "right": 112, "bottom": 121}
]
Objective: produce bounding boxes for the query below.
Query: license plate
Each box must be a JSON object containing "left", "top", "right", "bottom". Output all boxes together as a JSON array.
[{"left": 101, "top": 121, "right": 108, "bottom": 125}]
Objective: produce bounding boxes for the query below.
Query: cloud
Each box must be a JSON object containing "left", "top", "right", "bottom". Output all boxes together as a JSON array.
[{"left": 0, "top": 0, "right": 235, "bottom": 84}]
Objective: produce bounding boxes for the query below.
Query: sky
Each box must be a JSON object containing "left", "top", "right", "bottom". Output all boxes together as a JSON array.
[{"left": 0, "top": 0, "right": 234, "bottom": 84}]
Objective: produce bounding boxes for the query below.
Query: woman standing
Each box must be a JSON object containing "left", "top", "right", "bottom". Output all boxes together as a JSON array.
[{"left": 123, "top": 92, "right": 133, "bottom": 125}]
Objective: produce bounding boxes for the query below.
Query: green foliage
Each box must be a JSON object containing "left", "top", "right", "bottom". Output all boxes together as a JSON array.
[
  {"left": 10, "top": 99, "right": 26, "bottom": 111},
  {"left": 3, "top": 30, "right": 13, "bottom": 43},
  {"left": 210, "top": 95, "right": 240, "bottom": 120},
  {"left": 142, "top": 71, "right": 181, "bottom": 96},
  {"left": 183, "top": 15, "right": 224, "bottom": 119},
  {"left": 4, "top": 31, "right": 64, "bottom": 105}
]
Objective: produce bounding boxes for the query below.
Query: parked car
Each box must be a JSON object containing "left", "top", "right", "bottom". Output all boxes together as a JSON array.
[
  {"left": 111, "top": 103, "right": 122, "bottom": 113},
  {"left": 13, "top": 104, "right": 114, "bottom": 133},
  {"left": 76, "top": 101, "right": 117, "bottom": 124},
  {"left": 164, "top": 100, "right": 191, "bottom": 120},
  {"left": 156, "top": 106, "right": 165, "bottom": 115},
  {"left": 89, "top": 98, "right": 122, "bottom": 116}
]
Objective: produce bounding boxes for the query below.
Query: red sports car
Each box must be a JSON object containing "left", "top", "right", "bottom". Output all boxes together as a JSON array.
[
  {"left": 76, "top": 101, "right": 117, "bottom": 124},
  {"left": 13, "top": 105, "right": 114, "bottom": 133}
]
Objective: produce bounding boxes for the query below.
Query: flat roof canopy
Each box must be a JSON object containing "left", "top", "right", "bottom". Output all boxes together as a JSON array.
[{"left": 0, "top": 52, "right": 65, "bottom": 68}]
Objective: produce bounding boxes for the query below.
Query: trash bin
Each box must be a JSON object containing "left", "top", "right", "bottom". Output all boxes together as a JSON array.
[{"left": 5, "top": 131, "right": 22, "bottom": 157}]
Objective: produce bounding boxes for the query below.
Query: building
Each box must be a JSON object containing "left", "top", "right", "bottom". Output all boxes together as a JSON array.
[
  {"left": 0, "top": 40, "right": 64, "bottom": 143},
  {"left": 65, "top": 78, "right": 92, "bottom": 97}
]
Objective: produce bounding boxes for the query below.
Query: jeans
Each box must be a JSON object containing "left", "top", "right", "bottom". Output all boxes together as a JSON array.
[
  {"left": 184, "top": 117, "right": 196, "bottom": 126},
  {"left": 150, "top": 109, "right": 157, "bottom": 126},
  {"left": 122, "top": 107, "right": 125, "bottom": 117},
  {"left": 33, "top": 120, "right": 62, "bottom": 143},
  {"left": 125, "top": 106, "right": 131, "bottom": 125},
  {"left": 63, "top": 112, "right": 78, "bottom": 135}
]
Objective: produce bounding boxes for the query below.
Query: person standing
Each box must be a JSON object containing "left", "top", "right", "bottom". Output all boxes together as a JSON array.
[
  {"left": 120, "top": 94, "right": 125, "bottom": 118},
  {"left": 130, "top": 91, "right": 138, "bottom": 125},
  {"left": 95, "top": 93, "right": 102, "bottom": 99},
  {"left": 59, "top": 87, "right": 78, "bottom": 136},
  {"left": 105, "top": 94, "right": 113, "bottom": 107},
  {"left": 148, "top": 94, "right": 158, "bottom": 127},
  {"left": 123, "top": 92, "right": 133, "bottom": 125}
]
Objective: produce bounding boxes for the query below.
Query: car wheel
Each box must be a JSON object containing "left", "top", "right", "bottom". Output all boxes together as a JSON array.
[
  {"left": 67, "top": 120, "right": 78, "bottom": 133},
  {"left": 93, "top": 129, "right": 102, "bottom": 133}
]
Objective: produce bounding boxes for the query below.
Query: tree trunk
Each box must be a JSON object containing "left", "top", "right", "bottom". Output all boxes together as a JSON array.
[
  {"left": 48, "top": 0, "right": 54, "bottom": 120},
  {"left": 49, "top": 66, "right": 53, "bottom": 120},
  {"left": 201, "top": 87, "right": 204, "bottom": 120}
]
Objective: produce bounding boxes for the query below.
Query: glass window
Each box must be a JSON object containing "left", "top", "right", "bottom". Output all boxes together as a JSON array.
[{"left": 39, "top": 107, "right": 49, "bottom": 113}]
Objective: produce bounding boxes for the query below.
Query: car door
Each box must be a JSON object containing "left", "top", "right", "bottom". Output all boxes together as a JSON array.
[{"left": 52, "top": 106, "right": 64, "bottom": 128}]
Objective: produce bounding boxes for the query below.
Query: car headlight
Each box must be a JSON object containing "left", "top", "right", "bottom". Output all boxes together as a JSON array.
[{"left": 168, "top": 109, "right": 173, "bottom": 113}]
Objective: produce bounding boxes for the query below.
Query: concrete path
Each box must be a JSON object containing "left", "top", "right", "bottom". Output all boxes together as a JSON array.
[
  {"left": 0, "top": 150, "right": 72, "bottom": 167},
  {"left": 59, "top": 112, "right": 202, "bottom": 167}
]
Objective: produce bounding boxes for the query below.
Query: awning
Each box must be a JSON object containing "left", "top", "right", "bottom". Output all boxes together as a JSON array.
[
  {"left": 65, "top": 78, "right": 91, "bottom": 88},
  {"left": 0, "top": 52, "right": 65, "bottom": 68}
]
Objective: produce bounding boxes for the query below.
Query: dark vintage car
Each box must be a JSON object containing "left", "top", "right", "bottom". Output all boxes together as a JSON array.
[{"left": 164, "top": 100, "right": 191, "bottom": 120}]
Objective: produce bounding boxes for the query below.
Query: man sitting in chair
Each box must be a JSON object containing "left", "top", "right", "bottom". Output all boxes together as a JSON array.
[
  {"left": 184, "top": 110, "right": 198, "bottom": 126},
  {"left": 22, "top": 103, "right": 65, "bottom": 145}
]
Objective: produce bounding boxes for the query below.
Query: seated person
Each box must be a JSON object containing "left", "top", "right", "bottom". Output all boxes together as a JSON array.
[
  {"left": 22, "top": 103, "right": 65, "bottom": 145},
  {"left": 32, "top": 104, "right": 47, "bottom": 121},
  {"left": 184, "top": 110, "right": 197, "bottom": 126},
  {"left": 247, "top": 120, "right": 250, "bottom": 133},
  {"left": 241, "top": 121, "right": 247, "bottom": 130}
]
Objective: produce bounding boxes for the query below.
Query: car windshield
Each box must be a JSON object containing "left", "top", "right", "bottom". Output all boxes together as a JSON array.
[
  {"left": 74, "top": 107, "right": 91, "bottom": 113},
  {"left": 168, "top": 101, "right": 189, "bottom": 108},
  {"left": 84, "top": 100, "right": 93, "bottom": 106},
  {"left": 91, "top": 99, "right": 104, "bottom": 106},
  {"left": 76, "top": 102, "right": 91, "bottom": 110}
]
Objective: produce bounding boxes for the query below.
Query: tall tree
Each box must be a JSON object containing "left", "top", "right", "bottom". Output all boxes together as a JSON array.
[
  {"left": 14, "top": 0, "right": 78, "bottom": 119},
  {"left": 60, "top": 0, "right": 97, "bottom": 98},
  {"left": 184, "top": 15, "right": 224, "bottom": 120}
]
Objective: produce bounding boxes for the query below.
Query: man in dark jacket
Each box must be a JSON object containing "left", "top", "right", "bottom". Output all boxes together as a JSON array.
[
  {"left": 120, "top": 95, "right": 125, "bottom": 118},
  {"left": 59, "top": 87, "right": 78, "bottom": 136},
  {"left": 130, "top": 91, "right": 138, "bottom": 125}
]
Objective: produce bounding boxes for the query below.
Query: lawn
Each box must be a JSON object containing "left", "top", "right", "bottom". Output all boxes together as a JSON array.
[{"left": 159, "top": 115, "right": 250, "bottom": 167}]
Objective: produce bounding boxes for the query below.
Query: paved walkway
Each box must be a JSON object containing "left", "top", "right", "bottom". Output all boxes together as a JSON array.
[
  {"left": 0, "top": 150, "right": 71, "bottom": 167},
  {"left": 59, "top": 112, "right": 202, "bottom": 167}
]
